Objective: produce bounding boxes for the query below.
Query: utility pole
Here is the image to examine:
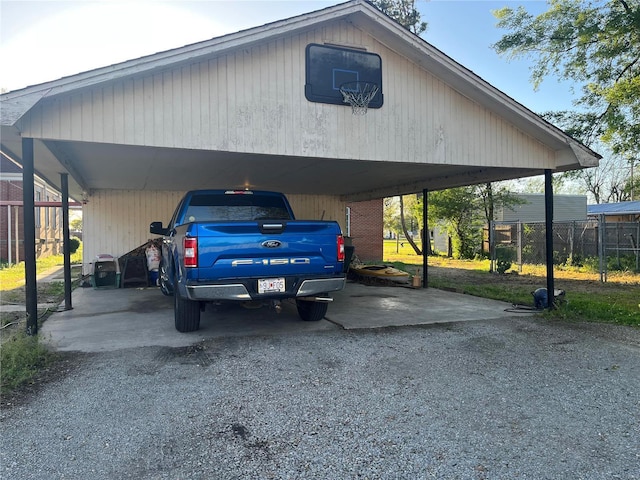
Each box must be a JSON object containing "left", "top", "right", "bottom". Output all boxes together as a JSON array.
[{"left": 631, "top": 158, "right": 636, "bottom": 201}]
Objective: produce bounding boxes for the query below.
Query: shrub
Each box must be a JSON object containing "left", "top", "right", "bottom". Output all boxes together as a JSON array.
[
  {"left": 496, "top": 259, "right": 512, "bottom": 274},
  {"left": 0, "top": 331, "right": 53, "bottom": 394},
  {"left": 69, "top": 237, "right": 81, "bottom": 254}
]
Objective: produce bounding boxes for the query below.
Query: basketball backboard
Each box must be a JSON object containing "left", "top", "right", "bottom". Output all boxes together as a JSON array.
[{"left": 305, "top": 43, "right": 383, "bottom": 109}]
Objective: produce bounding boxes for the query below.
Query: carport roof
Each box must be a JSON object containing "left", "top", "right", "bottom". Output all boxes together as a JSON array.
[{"left": 0, "top": 0, "right": 600, "bottom": 202}]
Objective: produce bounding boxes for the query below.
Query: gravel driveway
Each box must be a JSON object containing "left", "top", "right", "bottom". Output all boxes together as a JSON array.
[{"left": 2, "top": 317, "right": 639, "bottom": 479}]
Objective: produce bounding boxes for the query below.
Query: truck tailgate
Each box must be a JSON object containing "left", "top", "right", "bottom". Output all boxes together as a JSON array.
[{"left": 193, "top": 221, "right": 343, "bottom": 280}]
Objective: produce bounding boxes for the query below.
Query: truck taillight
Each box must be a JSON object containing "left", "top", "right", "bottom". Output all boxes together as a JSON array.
[
  {"left": 337, "top": 235, "right": 345, "bottom": 262},
  {"left": 184, "top": 237, "right": 197, "bottom": 267}
]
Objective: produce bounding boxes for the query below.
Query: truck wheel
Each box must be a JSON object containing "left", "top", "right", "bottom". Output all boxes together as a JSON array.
[
  {"left": 174, "top": 286, "right": 200, "bottom": 332},
  {"left": 296, "top": 299, "right": 328, "bottom": 322}
]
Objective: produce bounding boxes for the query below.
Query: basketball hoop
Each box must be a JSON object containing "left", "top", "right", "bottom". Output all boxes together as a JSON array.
[{"left": 339, "top": 81, "right": 379, "bottom": 115}]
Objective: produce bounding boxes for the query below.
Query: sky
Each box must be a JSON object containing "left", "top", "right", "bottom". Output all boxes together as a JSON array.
[{"left": 0, "top": 0, "right": 578, "bottom": 116}]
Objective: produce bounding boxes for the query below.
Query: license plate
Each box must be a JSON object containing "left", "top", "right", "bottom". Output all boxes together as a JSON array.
[{"left": 258, "top": 278, "right": 285, "bottom": 293}]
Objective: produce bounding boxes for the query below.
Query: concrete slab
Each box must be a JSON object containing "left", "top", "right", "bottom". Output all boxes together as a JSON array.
[
  {"left": 41, "top": 282, "right": 523, "bottom": 353},
  {"left": 41, "top": 286, "right": 337, "bottom": 352},
  {"left": 328, "top": 282, "right": 519, "bottom": 329}
]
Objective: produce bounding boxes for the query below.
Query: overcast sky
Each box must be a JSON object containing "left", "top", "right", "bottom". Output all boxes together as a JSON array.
[{"left": 1, "top": 0, "right": 576, "bottom": 114}]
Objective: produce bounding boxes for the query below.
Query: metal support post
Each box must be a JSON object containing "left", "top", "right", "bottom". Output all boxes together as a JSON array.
[
  {"left": 22, "top": 138, "right": 38, "bottom": 335},
  {"left": 544, "top": 170, "right": 555, "bottom": 309},
  {"left": 61, "top": 173, "right": 73, "bottom": 310},
  {"left": 422, "top": 188, "right": 428, "bottom": 288}
]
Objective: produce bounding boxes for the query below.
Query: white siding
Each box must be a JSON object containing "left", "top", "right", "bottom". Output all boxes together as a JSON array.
[
  {"left": 21, "top": 20, "right": 554, "bottom": 170},
  {"left": 82, "top": 190, "right": 184, "bottom": 274},
  {"left": 82, "top": 189, "right": 346, "bottom": 274},
  {"left": 287, "top": 194, "right": 347, "bottom": 227}
]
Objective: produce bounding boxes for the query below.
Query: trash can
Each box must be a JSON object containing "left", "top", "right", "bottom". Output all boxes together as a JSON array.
[{"left": 92, "top": 254, "right": 120, "bottom": 289}]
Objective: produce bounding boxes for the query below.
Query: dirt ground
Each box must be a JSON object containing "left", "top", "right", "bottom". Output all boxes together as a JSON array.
[
  {"left": 393, "top": 257, "right": 639, "bottom": 296},
  {"left": 428, "top": 265, "right": 604, "bottom": 294}
]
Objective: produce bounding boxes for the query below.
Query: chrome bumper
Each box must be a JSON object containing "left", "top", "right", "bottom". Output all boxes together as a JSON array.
[{"left": 185, "top": 276, "right": 346, "bottom": 302}]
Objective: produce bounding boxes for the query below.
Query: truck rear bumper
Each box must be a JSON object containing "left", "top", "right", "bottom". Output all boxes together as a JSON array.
[{"left": 185, "top": 276, "right": 346, "bottom": 301}]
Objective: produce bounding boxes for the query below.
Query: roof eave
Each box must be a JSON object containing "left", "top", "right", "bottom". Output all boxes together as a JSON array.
[{"left": 0, "top": 1, "right": 364, "bottom": 123}]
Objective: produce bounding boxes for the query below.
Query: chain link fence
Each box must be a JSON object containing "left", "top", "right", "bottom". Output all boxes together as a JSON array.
[{"left": 486, "top": 217, "right": 640, "bottom": 281}]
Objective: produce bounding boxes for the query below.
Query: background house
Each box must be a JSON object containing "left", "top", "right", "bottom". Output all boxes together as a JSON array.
[
  {"left": 1, "top": 152, "right": 67, "bottom": 263},
  {"left": 496, "top": 193, "right": 587, "bottom": 223}
]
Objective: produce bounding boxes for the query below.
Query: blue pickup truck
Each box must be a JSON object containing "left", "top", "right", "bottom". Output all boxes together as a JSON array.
[{"left": 150, "top": 190, "right": 346, "bottom": 332}]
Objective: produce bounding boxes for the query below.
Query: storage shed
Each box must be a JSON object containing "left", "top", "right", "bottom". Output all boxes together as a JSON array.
[
  {"left": 588, "top": 201, "right": 640, "bottom": 222},
  {"left": 496, "top": 194, "right": 588, "bottom": 223}
]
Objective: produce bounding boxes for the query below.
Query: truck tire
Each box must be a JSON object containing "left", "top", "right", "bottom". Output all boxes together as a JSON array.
[
  {"left": 174, "top": 286, "right": 200, "bottom": 332},
  {"left": 296, "top": 298, "right": 328, "bottom": 322}
]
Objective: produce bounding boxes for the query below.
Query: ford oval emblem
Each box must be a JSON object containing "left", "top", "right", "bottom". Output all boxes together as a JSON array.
[{"left": 262, "top": 240, "right": 282, "bottom": 248}]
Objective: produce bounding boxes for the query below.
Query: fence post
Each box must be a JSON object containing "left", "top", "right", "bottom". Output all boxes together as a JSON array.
[
  {"left": 517, "top": 221, "right": 523, "bottom": 272},
  {"left": 636, "top": 221, "right": 640, "bottom": 272},
  {"left": 489, "top": 221, "right": 494, "bottom": 273},
  {"left": 569, "top": 221, "right": 575, "bottom": 265},
  {"left": 598, "top": 214, "right": 607, "bottom": 283}
]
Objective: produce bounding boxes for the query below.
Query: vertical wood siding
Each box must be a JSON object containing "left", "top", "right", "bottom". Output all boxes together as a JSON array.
[
  {"left": 82, "top": 190, "right": 184, "bottom": 274},
  {"left": 20, "top": 21, "right": 554, "bottom": 170},
  {"left": 82, "top": 190, "right": 346, "bottom": 274}
]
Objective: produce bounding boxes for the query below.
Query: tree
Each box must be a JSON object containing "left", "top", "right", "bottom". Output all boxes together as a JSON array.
[
  {"left": 383, "top": 197, "right": 402, "bottom": 238},
  {"left": 383, "top": 195, "right": 423, "bottom": 253},
  {"left": 70, "top": 217, "right": 83, "bottom": 232},
  {"left": 368, "top": 0, "right": 428, "bottom": 35},
  {"left": 492, "top": 0, "right": 640, "bottom": 160},
  {"left": 399, "top": 195, "right": 422, "bottom": 254},
  {"left": 478, "top": 182, "right": 528, "bottom": 227},
  {"left": 426, "top": 187, "right": 483, "bottom": 259},
  {"left": 622, "top": 158, "right": 640, "bottom": 200},
  {"left": 541, "top": 110, "right": 633, "bottom": 203}
]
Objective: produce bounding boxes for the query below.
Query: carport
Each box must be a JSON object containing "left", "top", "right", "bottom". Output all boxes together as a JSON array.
[{"left": 0, "top": 0, "right": 600, "bottom": 334}]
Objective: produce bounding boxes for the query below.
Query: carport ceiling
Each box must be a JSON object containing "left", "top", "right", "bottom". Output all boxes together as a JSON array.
[{"left": 39, "top": 139, "right": 543, "bottom": 201}]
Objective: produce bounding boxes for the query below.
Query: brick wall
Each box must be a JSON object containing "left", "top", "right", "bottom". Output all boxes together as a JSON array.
[{"left": 347, "top": 199, "right": 383, "bottom": 262}]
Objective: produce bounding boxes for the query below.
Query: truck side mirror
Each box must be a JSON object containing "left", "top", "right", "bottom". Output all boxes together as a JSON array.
[{"left": 150, "top": 221, "right": 168, "bottom": 236}]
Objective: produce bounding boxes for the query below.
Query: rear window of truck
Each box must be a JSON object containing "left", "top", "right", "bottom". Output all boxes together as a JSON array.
[{"left": 183, "top": 194, "right": 292, "bottom": 223}]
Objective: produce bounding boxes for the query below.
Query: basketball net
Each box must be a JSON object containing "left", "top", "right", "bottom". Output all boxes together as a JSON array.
[{"left": 340, "top": 82, "right": 379, "bottom": 115}]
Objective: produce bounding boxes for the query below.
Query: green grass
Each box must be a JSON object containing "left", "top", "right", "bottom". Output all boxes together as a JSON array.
[
  {"left": 1, "top": 331, "right": 54, "bottom": 394},
  {"left": 382, "top": 239, "right": 640, "bottom": 327},
  {"left": 1, "top": 248, "right": 83, "bottom": 396},
  {"left": 550, "top": 291, "right": 640, "bottom": 326},
  {"left": 0, "top": 248, "right": 82, "bottom": 290},
  {"left": 430, "top": 277, "right": 535, "bottom": 306}
]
